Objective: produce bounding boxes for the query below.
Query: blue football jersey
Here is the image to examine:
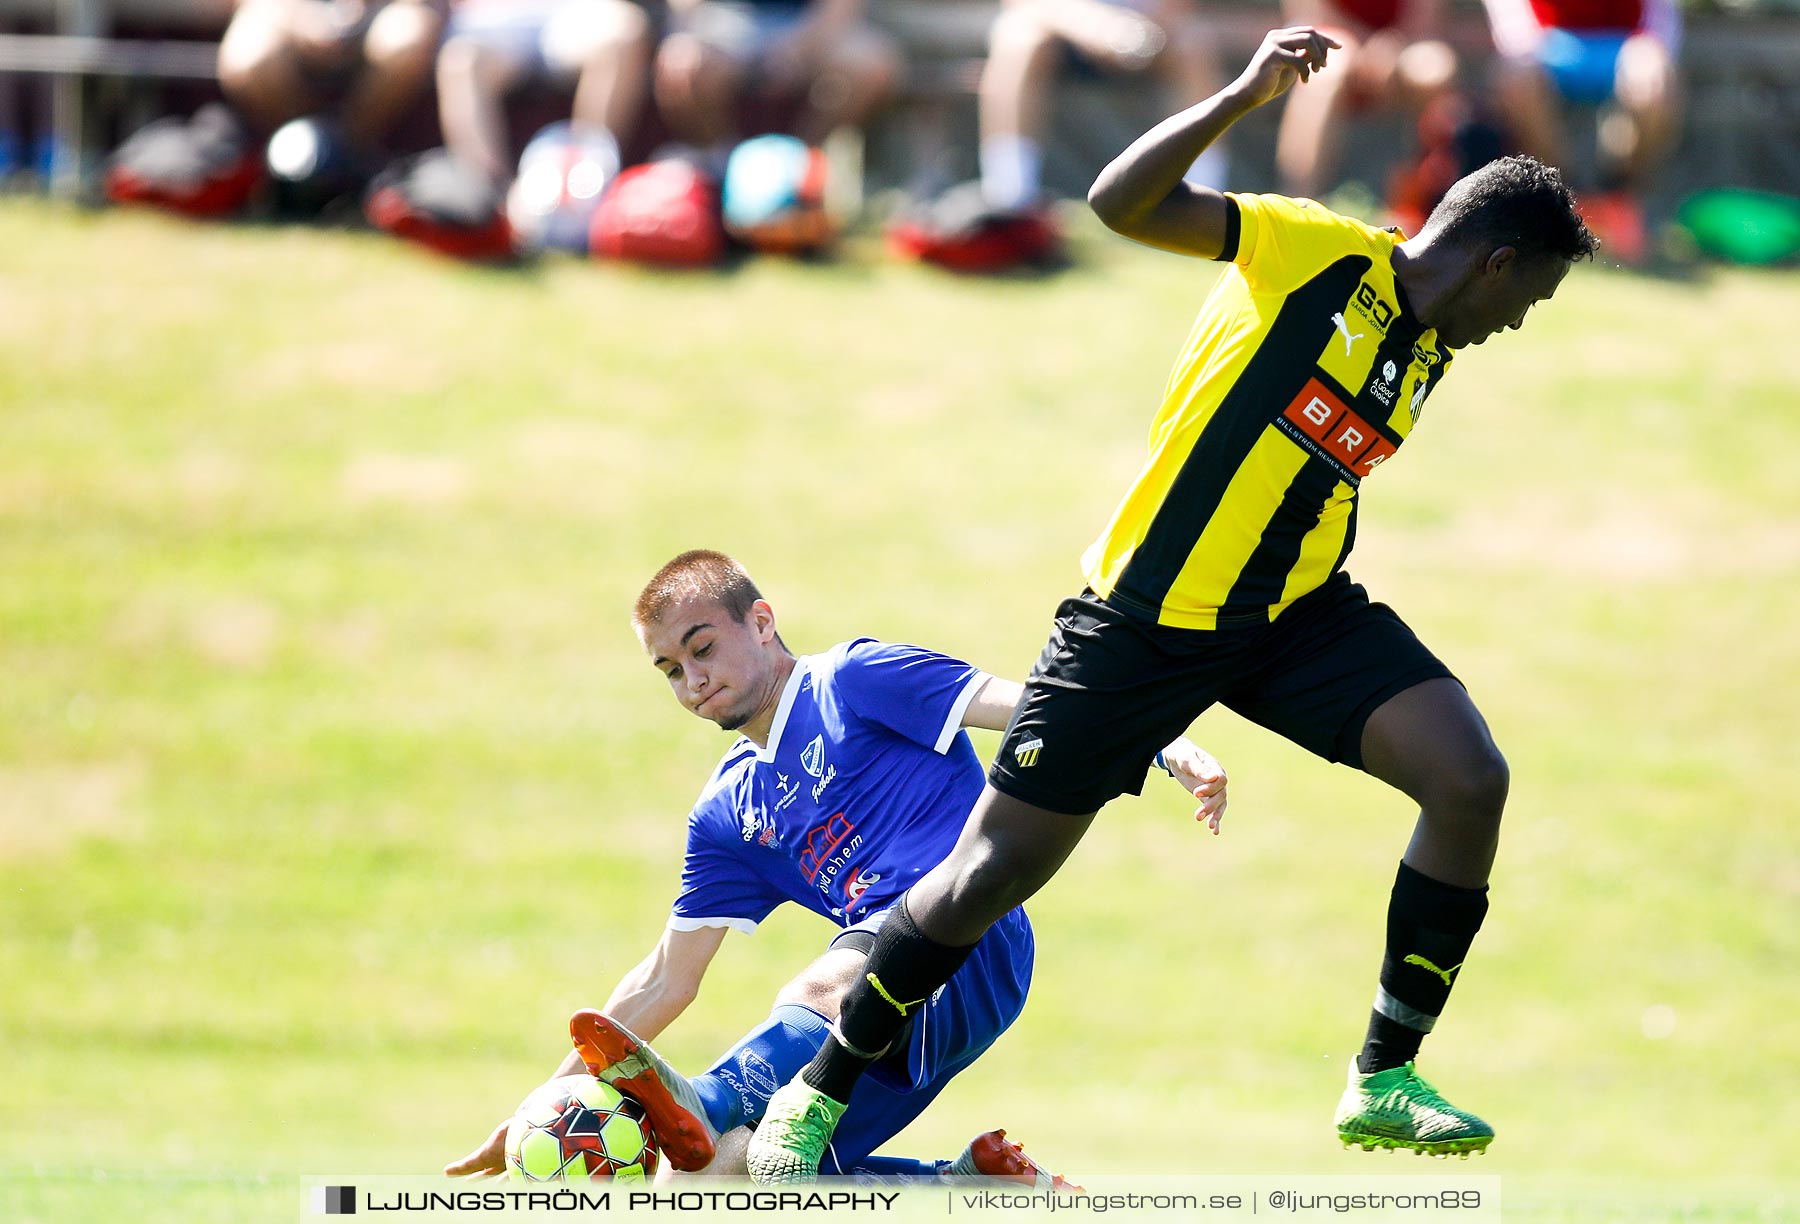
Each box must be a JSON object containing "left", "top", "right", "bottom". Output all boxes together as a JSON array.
[{"left": 670, "top": 639, "right": 988, "bottom": 931}]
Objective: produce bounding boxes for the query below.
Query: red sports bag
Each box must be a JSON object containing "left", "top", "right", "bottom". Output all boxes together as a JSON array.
[{"left": 590, "top": 160, "right": 725, "bottom": 268}]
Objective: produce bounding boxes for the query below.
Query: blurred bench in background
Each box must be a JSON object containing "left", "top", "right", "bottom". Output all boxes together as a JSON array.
[
  {"left": 2, "top": 0, "right": 1797, "bottom": 203},
  {"left": 864, "top": 0, "right": 1800, "bottom": 206},
  {"left": 0, "top": 0, "right": 228, "bottom": 192}
]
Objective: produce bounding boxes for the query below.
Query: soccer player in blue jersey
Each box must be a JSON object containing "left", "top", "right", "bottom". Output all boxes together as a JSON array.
[
  {"left": 447, "top": 550, "right": 1227, "bottom": 1181},
  {"left": 749, "top": 27, "right": 1597, "bottom": 1181}
]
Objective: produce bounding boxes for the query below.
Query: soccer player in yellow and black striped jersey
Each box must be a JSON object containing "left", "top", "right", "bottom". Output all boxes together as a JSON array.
[
  {"left": 747, "top": 28, "right": 1598, "bottom": 1182},
  {"left": 1081, "top": 187, "right": 1455, "bottom": 629}
]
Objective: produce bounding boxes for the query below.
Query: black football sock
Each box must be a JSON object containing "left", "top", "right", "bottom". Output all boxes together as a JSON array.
[
  {"left": 800, "top": 895, "right": 977, "bottom": 1103},
  {"left": 1360, "top": 1012, "right": 1425, "bottom": 1073},
  {"left": 1358, "top": 860, "right": 1489, "bottom": 1075}
]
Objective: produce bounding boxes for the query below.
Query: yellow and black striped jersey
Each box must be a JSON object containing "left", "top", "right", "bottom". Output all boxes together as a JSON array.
[{"left": 1082, "top": 192, "right": 1453, "bottom": 630}]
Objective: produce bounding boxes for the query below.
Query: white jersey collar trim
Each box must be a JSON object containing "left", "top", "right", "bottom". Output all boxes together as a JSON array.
[
  {"left": 755, "top": 655, "right": 811, "bottom": 762},
  {"left": 935, "top": 671, "right": 988, "bottom": 754}
]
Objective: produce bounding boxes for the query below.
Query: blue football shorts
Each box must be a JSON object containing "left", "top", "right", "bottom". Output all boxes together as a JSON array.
[{"left": 814, "top": 905, "right": 1035, "bottom": 1171}]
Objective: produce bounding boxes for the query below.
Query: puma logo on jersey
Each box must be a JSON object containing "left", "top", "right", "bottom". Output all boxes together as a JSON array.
[
  {"left": 1404, "top": 953, "right": 1464, "bottom": 986},
  {"left": 1013, "top": 737, "right": 1044, "bottom": 767},
  {"left": 1331, "top": 312, "right": 1364, "bottom": 355}
]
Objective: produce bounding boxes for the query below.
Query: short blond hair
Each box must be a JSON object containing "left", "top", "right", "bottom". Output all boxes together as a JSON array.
[{"left": 633, "top": 550, "right": 764, "bottom": 629}]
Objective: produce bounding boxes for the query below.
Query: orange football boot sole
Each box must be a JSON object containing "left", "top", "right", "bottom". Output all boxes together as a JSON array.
[
  {"left": 966, "top": 1129, "right": 1082, "bottom": 1191},
  {"left": 570, "top": 1009, "right": 718, "bottom": 1173}
]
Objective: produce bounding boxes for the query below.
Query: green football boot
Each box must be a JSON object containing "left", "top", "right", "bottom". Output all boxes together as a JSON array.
[
  {"left": 1335, "top": 1060, "right": 1494, "bottom": 1158},
  {"left": 745, "top": 1080, "right": 848, "bottom": 1184}
]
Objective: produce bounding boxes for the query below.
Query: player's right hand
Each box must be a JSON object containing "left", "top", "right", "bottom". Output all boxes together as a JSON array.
[
  {"left": 1231, "top": 26, "right": 1341, "bottom": 109},
  {"left": 444, "top": 1118, "right": 510, "bottom": 1178},
  {"left": 1158, "top": 737, "right": 1230, "bottom": 835}
]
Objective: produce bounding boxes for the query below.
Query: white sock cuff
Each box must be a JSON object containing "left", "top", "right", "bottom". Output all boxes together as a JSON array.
[{"left": 980, "top": 133, "right": 1043, "bottom": 211}]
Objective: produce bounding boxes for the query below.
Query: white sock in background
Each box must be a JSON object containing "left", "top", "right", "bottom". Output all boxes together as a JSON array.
[
  {"left": 1184, "top": 145, "right": 1230, "bottom": 192},
  {"left": 980, "top": 133, "right": 1043, "bottom": 211}
]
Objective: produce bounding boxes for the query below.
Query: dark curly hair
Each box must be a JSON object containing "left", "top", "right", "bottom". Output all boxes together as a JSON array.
[{"left": 1422, "top": 155, "right": 1598, "bottom": 263}]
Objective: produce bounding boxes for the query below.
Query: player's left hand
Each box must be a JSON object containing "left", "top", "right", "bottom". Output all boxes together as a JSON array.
[
  {"left": 444, "top": 1118, "right": 510, "bottom": 1178},
  {"left": 1158, "top": 736, "right": 1229, "bottom": 834}
]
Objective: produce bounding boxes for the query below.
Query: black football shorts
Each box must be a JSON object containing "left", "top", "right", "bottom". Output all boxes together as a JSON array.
[{"left": 988, "top": 573, "right": 1456, "bottom": 815}]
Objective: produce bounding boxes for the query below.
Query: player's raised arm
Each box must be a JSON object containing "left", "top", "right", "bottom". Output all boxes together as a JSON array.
[
  {"left": 444, "top": 925, "right": 727, "bottom": 1178},
  {"left": 1088, "top": 26, "right": 1340, "bottom": 257}
]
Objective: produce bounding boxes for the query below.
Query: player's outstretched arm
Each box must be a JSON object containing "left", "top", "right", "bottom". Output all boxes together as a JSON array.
[
  {"left": 960, "top": 675, "right": 1229, "bottom": 832},
  {"left": 1156, "top": 736, "right": 1229, "bottom": 834},
  {"left": 960, "top": 674, "right": 1025, "bottom": 731},
  {"left": 599, "top": 923, "right": 728, "bottom": 1041},
  {"left": 1088, "top": 26, "right": 1340, "bottom": 257},
  {"left": 443, "top": 925, "right": 727, "bottom": 1178},
  {"left": 446, "top": 1120, "right": 514, "bottom": 1179}
]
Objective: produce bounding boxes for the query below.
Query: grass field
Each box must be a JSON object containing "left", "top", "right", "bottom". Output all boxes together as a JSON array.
[{"left": 2, "top": 199, "right": 1796, "bottom": 1222}]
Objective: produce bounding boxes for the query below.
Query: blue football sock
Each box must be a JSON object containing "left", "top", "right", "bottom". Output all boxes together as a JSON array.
[
  {"left": 848, "top": 1154, "right": 943, "bottom": 1182},
  {"left": 690, "top": 1003, "right": 831, "bottom": 1135}
]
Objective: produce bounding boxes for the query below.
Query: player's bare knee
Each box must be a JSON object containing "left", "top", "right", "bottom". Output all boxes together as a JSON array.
[
  {"left": 1432, "top": 744, "right": 1509, "bottom": 827},
  {"left": 666, "top": 1126, "right": 751, "bottom": 1178},
  {"left": 218, "top": 13, "right": 290, "bottom": 86},
  {"left": 1614, "top": 35, "right": 1675, "bottom": 112},
  {"left": 844, "top": 37, "right": 903, "bottom": 102},
  {"left": 598, "top": 0, "right": 653, "bottom": 50},
  {"left": 436, "top": 35, "right": 489, "bottom": 89},
  {"left": 772, "top": 949, "right": 862, "bottom": 1015},
  {"left": 655, "top": 34, "right": 706, "bottom": 94},
  {"left": 366, "top": 3, "right": 442, "bottom": 68},
  {"left": 954, "top": 840, "right": 1052, "bottom": 917},
  {"left": 988, "top": 5, "right": 1058, "bottom": 64},
  {"left": 1396, "top": 40, "right": 1457, "bottom": 95},
  {"left": 554, "top": 0, "right": 649, "bottom": 66}
]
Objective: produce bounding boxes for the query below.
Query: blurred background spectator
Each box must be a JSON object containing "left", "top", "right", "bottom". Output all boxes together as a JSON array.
[
  {"left": 1484, "top": 0, "right": 1682, "bottom": 261},
  {"left": 654, "top": 0, "right": 901, "bottom": 155},
  {"left": 1273, "top": 0, "right": 1460, "bottom": 200},
  {"left": 435, "top": 0, "right": 655, "bottom": 185},
  {"left": 217, "top": 0, "right": 445, "bottom": 157},
  {"left": 3, "top": 0, "right": 1794, "bottom": 270},
  {"left": 977, "top": 0, "right": 1226, "bottom": 213}
]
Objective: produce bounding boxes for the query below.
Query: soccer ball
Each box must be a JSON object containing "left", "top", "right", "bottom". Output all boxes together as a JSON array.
[{"left": 505, "top": 1073, "right": 658, "bottom": 1181}]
